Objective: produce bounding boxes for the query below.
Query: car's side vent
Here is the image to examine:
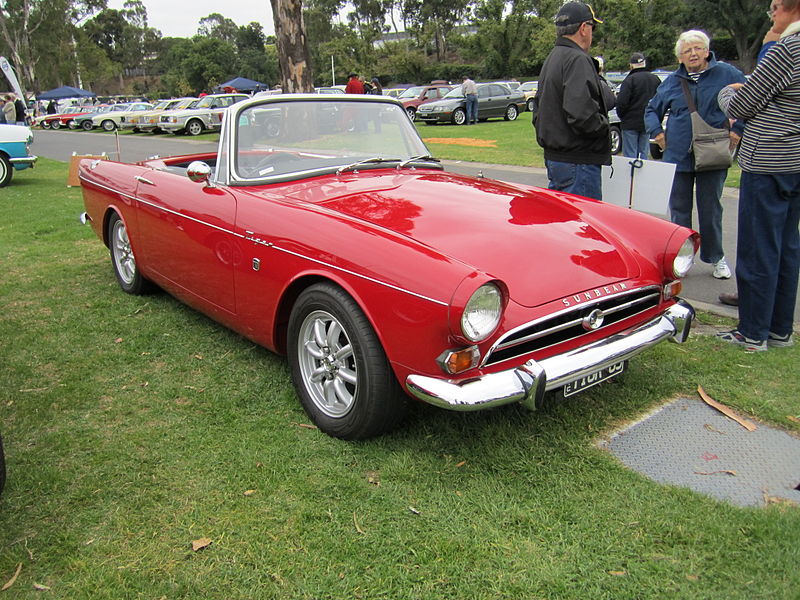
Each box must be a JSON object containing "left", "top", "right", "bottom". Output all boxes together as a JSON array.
[{"left": 483, "top": 286, "right": 662, "bottom": 367}]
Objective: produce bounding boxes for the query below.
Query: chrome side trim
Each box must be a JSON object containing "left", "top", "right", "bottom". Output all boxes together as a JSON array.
[
  {"left": 406, "top": 300, "right": 694, "bottom": 412},
  {"left": 80, "top": 177, "right": 448, "bottom": 307}
]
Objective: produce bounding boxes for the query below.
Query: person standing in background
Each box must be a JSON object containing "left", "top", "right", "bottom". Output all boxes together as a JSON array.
[
  {"left": 616, "top": 53, "right": 662, "bottom": 158},
  {"left": 345, "top": 73, "right": 364, "bottom": 94},
  {"left": 461, "top": 75, "right": 478, "bottom": 125}
]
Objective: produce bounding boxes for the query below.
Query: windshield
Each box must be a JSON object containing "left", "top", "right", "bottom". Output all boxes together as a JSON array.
[
  {"left": 398, "top": 86, "right": 424, "bottom": 98},
  {"left": 443, "top": 87, "right": 465, "bottom": 99},
  {"left": 230, "top": 98, "right": 431, "bottom": 183}
]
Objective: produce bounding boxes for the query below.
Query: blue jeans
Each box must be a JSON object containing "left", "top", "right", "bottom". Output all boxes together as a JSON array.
[
  {"left": 465, "top": 94, "right": 478, "bottom": 124},
  {"left": 545, "top": 160, "right": 602, "bottom": 200},
  {"left": 668, "top": 169, "right": 727, "bottom": 263},
  {"left": 622, "top": 129, "right": 649, "bottom": 159},
  {"left": 736, "top": 171, "right": 800, "bottom": 341}
]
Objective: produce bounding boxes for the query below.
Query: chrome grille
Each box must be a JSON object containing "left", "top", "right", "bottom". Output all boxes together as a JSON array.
[{"left": 484, "top": 286, "right": 662, "bottom": 367}]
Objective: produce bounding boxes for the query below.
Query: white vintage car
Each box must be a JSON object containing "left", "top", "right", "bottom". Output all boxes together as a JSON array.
[{"left": 0, "top": 124, "right": 36, "bottom": 186}]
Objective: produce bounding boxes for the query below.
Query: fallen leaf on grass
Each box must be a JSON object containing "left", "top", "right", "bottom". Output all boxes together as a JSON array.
[
  {"left": 763, "top": 491, "right": 798, "bottom": 507},
  {"left": 455, "top": 461, "right": 467, "bottom": 468},
  {"left": 191, "top": 538, "right": 213, "bottom": 552},
  {"left": 694, "top": 470, "right": 737, "bottom": 476},
  {"left": 33, "top": 582, "right": 51, "bottom": 591},
  {"left": 787, "top": 416, "right": 800, "bottom": 424},
  {"left": 243, "top": 489, "right": 256, "bottom": 496},
  {"left": 686, "top": 574, "right": 700, "bottom": 581},
  {"left": 114, "top": 337, "right": 123, "bottom": 344},
  {"left": 608, "top": 571, "right": 626, "bottom": 576},
  {"left": 408, "top": 506, "right": 421, "bottom": 515},
  {"left": 1, "top": 563, "right": 22, "bottom": 591},
  {"left": 353, "top": 512, "right": 365, "bottom": 535},
  {"left": 294, "top": 423, "right": 318, "bottom": 430},
  {"left": 697, "top": 386, "right": 757, "bottom": 431},
  {"left": 365, "top": 471, "right": 380, "bottom": 486}
]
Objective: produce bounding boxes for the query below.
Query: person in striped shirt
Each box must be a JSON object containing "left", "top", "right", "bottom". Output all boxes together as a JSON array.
[{"left": 716, "top": 0, "right": 800, "bottom": 351}]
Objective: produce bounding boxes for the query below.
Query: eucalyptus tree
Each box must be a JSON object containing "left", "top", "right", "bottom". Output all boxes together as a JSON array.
[{"left": 271, "top": 0, "right": 314, "bottom": 92}]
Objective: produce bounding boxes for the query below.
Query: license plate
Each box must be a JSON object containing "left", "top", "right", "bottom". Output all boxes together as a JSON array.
[{"left": 562, "top": 361, "right": 626, "bottom": 398}]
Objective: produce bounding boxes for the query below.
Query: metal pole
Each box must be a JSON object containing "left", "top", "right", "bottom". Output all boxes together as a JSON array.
[{"left": 331, "top": 55, "right": 335, "bottom": 86}]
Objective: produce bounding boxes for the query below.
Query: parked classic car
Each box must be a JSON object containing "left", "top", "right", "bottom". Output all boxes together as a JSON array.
[
  {"left": 119, "top": 97, "right": 195, "bottom": 132},
  {"left": 79, "top": 94, "right": 698, "bottom": 440},
  {"left": 416, "top": 82, "right": 526, "bottom": 125},
  {"left": 518, "top": 81, "right": 538, "bottom": 112},
  {"left": 0, "top": 124, "right": 36, "bottom": 186},
  {"left": 397, "top": 82, "right": 454, "bottom": 120},
  {"left": 75, "top": 103, "right": 153, "bottom": 131},
  {"left": 36, "top": 106, "right": 91, "bottom": 130},
  {"left": 159, "top": 93, "right": 248, "bottom": 136}
]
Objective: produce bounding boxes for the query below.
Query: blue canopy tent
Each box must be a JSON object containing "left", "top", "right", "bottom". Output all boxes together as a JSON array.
[
  {"left": 215, "top": 77, "right": 268, "bottom": 93},
  {"left": 37, "top": 86, "right": 96, "bottom": 100}
]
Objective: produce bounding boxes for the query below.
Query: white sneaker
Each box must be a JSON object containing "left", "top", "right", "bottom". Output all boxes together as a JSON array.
[{"left": 712, "top": 257, "right": 731, "bottom": 279}]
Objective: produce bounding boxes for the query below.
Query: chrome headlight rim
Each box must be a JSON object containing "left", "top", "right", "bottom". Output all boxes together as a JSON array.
[{"left": 461, "top": 282, "right": 504, "bottom": 343}]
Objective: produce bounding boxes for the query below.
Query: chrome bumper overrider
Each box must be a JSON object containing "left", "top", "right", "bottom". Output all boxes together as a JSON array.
[{"left": 406, "top": 300, "right": 694, "bottom": 412}]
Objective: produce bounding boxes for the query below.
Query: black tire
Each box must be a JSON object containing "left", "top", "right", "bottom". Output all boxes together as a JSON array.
[
  {"left": 0, "top": 433, "right": 5, "bottom": 496},
  {"left": 504, "top": 104, "right": 519, "bottom": 121},
  {"left": 452, "top": 107, "right": 466, "bottom": 125},
  {"left": 610, "top": 125, "right": 622, "bottom": 155},
  {"left": 50, "top": 120, "right": 61, "bottom": 130},
  {"left": 405, "top": 106, "right": 416, "bottom": 121},
  {"left": 186, "top": 119, "right": 204, "bottom": 136},
  {"left": 82, "top": 120, "right": 93, "bottom": 131},
  {"left": 287, "top": 283, "right": 407, "bottom": 440},
  {"left": 41, "top": 120, "right": 51, "bottom": 130},
  {"left": 101, "top": 119, "right": 116, "bottom": 132},
  {"left": 526, "top": 97, "right": 535, "bottom": 112},
  {"left": 0, "top": 155, "right": 12, "bottom": 187},
  {"left": 107, "top": 212, "right": 152, "bottom": 295}
]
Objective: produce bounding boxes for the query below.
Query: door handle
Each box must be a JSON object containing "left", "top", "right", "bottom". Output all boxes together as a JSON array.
[{"left": 135, "top": 175, "right": 155, "bottom": 185}]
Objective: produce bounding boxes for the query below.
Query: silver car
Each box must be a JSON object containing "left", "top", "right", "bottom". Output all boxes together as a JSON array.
[
  {"left": 159, "top": 93, "right": 248, "bottom": 136},
  {"left": 416, "top": 83, "right": 526, "bottom": 125}
]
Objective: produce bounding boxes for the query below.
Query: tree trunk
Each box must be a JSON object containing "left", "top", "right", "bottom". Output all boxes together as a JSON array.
[{"left": 269, "top": 0, "right": 314, "bottom": 93}]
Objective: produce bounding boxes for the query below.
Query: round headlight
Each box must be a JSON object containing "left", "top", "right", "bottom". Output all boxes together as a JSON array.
[
  {"left": 461, "top": 283, "right": 503, "bottom": 342},
  {"left": 672, "top": 237, "right": 696, "bottom": 278}
]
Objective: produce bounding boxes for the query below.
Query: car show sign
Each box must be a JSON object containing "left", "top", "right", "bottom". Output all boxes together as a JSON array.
[{"left": 602, "top": 155, "right": 676, "bottom": 220}]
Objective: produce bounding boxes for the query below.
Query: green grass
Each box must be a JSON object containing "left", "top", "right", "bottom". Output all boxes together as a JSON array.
[
  {"left": 414, "top": 118, "right": 743, "bottom": 187},
  {"left": 0, "top": 160, "right": 797, "bottom": 598}
]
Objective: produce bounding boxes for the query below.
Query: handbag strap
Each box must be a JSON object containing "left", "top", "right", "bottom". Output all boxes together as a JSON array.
[{"left": 680, "top": 78, "right": 697, "bottom": 113}]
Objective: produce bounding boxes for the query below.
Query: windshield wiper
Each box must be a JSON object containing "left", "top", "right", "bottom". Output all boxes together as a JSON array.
[
  {"left": 397, "top": 154, "right": 441, "bottom": 169},
  {"left": 336, "top": 157, "right": 400, "bottom": 175}
]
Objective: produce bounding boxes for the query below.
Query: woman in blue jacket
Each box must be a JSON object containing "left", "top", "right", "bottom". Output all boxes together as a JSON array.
[{"left": 645, "top": 30, "right": 746, "bottom": 280}]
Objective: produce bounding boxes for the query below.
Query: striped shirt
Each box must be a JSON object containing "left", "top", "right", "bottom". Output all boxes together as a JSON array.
[{"left": 718, "top": 30, "right": 800, "bottom": 173}]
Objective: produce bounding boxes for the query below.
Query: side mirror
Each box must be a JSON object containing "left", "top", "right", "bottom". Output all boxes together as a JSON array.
[{"left": 187, "top": 161, "right": 214, "bottom": 186}]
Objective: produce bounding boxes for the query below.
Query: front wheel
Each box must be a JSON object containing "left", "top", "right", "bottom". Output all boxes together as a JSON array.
[
  {"left": 82, "top": 120, "right": 93, "bottom": 131},
  {"left": 107, "top": 212, "right": 152, "bottom": 295},
  {"left": 186, "top": 119, "right": 204, "bottom": 136},
  {"left": 287, "top": 283, "right": 407, "bottom": 439},
  {"left": 452, "top": 107, "right": 466, "bottom": 125},
  {"left": 610, "top": 125, "right": 621, "bottom": 155},
  {"left": 101, "top": 119, "right": 116, "bottom": 131},
  {"left": 526, "top": 97, "right": 535, "bottom": 112},
  {"left": 405, "top": 107, "right": 416, "bottom": 121},
  {"left": 0, "top": 155, "right": 12, "bottom": 187},
  {"left": 504, "top": 104, "right": 519, "bottom": 121},
  {"left": 41, "top": 120, "right": 51, "bottom": 129}
]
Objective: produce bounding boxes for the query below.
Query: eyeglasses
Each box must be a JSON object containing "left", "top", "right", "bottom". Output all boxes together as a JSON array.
[
  {"left": 680, "top": 46, "right": 707, "bottom": 56},
  {"left": 766, "top": 2, "right": 782, "bottom": 16},
  {"left": 584, "top": 21, "right": 595, "bottom": 30}
]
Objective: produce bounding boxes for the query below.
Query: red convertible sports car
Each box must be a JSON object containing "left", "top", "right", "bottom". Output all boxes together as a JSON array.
[{"left": 79, "top": 94, "right": 698, "bottom": 439}]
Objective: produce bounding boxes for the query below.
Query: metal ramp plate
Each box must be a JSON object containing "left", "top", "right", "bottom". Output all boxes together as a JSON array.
[{"left": 599, "top": 397, "right": 800, "bottom": 507}]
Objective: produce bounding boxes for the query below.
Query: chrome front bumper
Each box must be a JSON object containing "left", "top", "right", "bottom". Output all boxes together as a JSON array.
[
  {"left": 10, "top": 155, "right": 37, "bottom": 167},
  {"left": 406, "top": 300, "right": 694, "bottom": 412}
]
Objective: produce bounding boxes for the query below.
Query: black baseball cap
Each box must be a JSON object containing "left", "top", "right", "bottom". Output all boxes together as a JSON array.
[
  {"left": 555, "top": 2, "right": 603, "bottom": 27},
  {"left": 630, "top": 53, "right": 646, "bottom": 66}
]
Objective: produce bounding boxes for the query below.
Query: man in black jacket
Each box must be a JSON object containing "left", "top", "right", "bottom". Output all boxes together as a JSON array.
[
  {"left": 616, "top": 53, "right": 662, "bottom": 158},
  {"left": 533, "top": 1, "right": 611, "bottom": 200}
]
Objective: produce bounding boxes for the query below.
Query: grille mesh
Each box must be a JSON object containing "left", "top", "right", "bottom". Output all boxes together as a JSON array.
[{"left": 484, "top": 286, "right": 661, "bottom": 366}]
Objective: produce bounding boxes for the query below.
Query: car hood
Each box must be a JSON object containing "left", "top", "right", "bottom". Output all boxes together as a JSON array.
[{"left": 280, "top": 170, "right": 640, "bottom": 308}]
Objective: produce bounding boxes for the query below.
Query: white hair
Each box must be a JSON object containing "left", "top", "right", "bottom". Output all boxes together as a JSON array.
[{"left": 675, "top": 30, "right": 710, "bottom": 58}]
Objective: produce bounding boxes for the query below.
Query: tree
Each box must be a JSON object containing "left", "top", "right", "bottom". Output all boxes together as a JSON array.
[
  {"left": 270, "top": 0, "right": 314, "bottom": 92},
  {"left": 198, "top": 13, "right": 239, "bottom": 44},
  {"left": 401, "top": 0, "right": 473, "bottom": 62}
]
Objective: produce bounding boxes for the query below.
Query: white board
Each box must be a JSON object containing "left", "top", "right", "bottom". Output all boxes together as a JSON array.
[{"left": 601, "top": 156, "right": 676, "bottom": 220}]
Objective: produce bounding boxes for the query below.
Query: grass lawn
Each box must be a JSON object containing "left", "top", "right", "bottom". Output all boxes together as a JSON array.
[
  {"left": 414, "top": 117, "right": 743, "bottom": 188},
  {"left": 0, "top": 159, "right": 797, "bottom": 598}
]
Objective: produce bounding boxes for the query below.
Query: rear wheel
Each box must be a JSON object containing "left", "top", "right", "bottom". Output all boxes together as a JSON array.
[
  {"left": 101, "top": 119, "right": 116, "bottom": 131},
  {"left": 610, "top": 125, "right": 621, "bottom": 155},
  {"left": 82, "top": 120, "right": 93, "bottom": 131},
  {"left": 0, "top": 155, "right": 12, "bottom": 187},
  {"left": 287, "top": 283, "right": 407, "bottom": 439},
  {"left": 452, "top": 108, "right": 466, "bottom": 125},
  {"left": 504, "top": 104, "right": 519, "bottom": 121},
  {"left": 41, "top": 120, "right": 51, "bottom": 129},
  {"left": 526, "top": 97, "right": 535, "bottom": 112},
  {"left": 50, "top": 120, "right": 61, "bottom": 130},
  {"left": 107, "top": 212, "right": 152, "bottom": 295},
  {"left": 186, "top": 119, "right": 204, "bottom": 136}
]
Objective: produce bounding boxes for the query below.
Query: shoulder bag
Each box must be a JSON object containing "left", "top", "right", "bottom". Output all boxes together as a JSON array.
[{"left": 680, "top": 78, "right": 732, "bottom": 171}]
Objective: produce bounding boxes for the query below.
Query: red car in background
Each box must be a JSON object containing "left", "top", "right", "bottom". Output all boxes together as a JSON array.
[
  {"left": 37, "top": 106, "right": 94, "bottom": 130},
  {"left": 398, "top": 82, "right": 453, "bottom": 120},
  {"left": 79, "top": 94, "right": 698, "bottom": 440}
]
